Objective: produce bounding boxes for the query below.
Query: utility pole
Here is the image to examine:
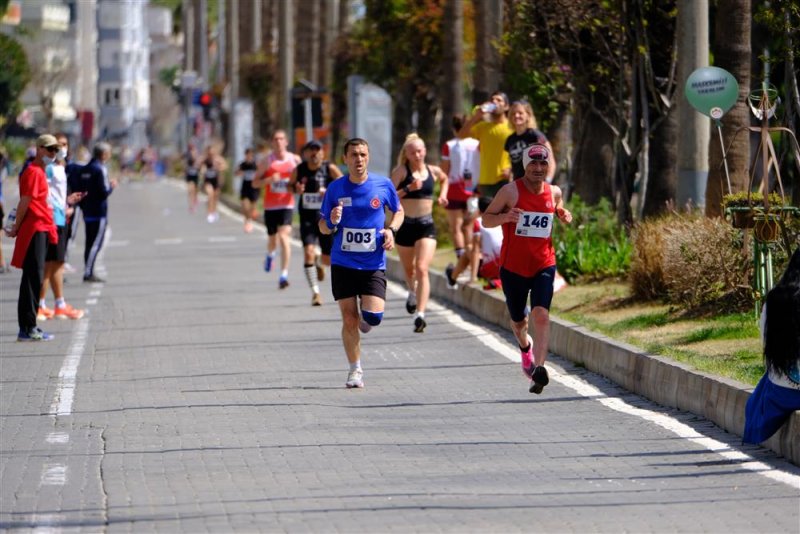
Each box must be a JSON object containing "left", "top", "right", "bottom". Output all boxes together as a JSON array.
[
  {"left": 197, "top": 0, "right": 209, "bottom": 86},
  {"left": 252, "top": 0, "right": 262, "bottom": 52},
  {"left": 217, "top": 0, "right": 225, "bottom": 87},
  {"left": 229, "top": 0, "right": 240, "bottom": 165},
  {"left": 278, "top": 0, "right": 294, "bottom": 132},
  {"left": 676, "top": 0, "right": 710, "bottom": 210},
  {"left": 182, "top": 0, "right": 195, "bottom": 153},
  {"left": 183, "top": 0, "right": 194, "bottom": 73}
]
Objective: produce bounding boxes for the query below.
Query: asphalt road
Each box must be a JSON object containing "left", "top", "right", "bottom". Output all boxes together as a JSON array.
[{"left": 1, "top": 177, "right": 798, "bottom": 533}]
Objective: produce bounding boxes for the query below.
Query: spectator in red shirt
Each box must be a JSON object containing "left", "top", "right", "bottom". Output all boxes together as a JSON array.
[{"left": 7, "top": 134, "right": 60, "bottom": 341}]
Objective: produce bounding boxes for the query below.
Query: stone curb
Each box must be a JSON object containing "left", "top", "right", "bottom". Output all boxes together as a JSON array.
[{"left": 384, "top": 257, "right": 800, "bottom": 466}]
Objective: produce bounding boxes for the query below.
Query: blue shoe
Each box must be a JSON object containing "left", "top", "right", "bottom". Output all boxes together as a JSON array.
[
  {"left": 264, "top": 254, "right": 273, "bottom": 272},
  {"left": 279, "top": 276, "right": 289, "bottom": 289},
  {"left": 18, "top": 327, "right": 55, "bottom": 342}
]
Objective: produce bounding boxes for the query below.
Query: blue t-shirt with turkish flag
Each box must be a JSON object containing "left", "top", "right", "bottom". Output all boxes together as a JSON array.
[{"left": 320, "top": 173, "right": 400, "bottom": 271}]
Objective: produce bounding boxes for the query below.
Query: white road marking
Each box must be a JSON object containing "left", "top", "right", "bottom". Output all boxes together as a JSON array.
[
  {"left": 45, "top": 432, "right": 69, "bottom": 444},
  {"left": 386, "top": 281, "right": 800, "bottom": 489},
  {"left": 85, "top": 298, "right": 97, "bottom": 305},
  {"left": 31, "top": 514, "right": 63, "bottom": 534},
  {"left": 154, "top": 237, "right": 183, "bottom": 245},
  {"left": 88, "top": 290, "right": 101, "bottom": 297},
  {"left": 209, "top": 236, "right": 237, "bottom": 243},
  {"left": 49, "top": 319, "right": 90, "bottom": 416},
  {"left": 41, "top": 464, "right": 67, "bottom": 485}
]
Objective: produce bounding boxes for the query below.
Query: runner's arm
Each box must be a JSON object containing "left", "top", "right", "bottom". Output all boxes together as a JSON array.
[
  {"left": 431, "top": 164, "right": 449, "bottom": 206},
  {"left": 328, "top": 163, "right": 344, "bottom": 180},
  {"left": 481, "top": 185, "right": 518, "bottom": 228}
]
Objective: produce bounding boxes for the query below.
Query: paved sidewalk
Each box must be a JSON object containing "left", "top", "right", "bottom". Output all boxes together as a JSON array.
[{"left": 1, "top": 179, "right": 798, "bottom": 533}]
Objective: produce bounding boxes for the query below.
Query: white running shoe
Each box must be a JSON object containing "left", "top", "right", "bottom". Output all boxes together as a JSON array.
[{"left": 345, "top": 368, "right": 364, "bottom": 388}]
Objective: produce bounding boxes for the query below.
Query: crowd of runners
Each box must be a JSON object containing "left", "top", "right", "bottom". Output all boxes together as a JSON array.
[
  {"left": 2, "top": 91, "right": 572, "bottom": 395},
  {"left": 181, "top": 92, "right": 572, "bottom": 393}
]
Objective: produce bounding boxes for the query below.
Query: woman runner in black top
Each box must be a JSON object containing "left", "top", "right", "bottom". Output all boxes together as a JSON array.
[
  {"left": 391, "top": 133, "right": 449, "bottom": 333},
  {"left": 200, "top": 145, "right": 228, "bottom": 223},
  {"left": 185, "top": 144, "right": 200, "bottom": 213},
  {"left": 236, "top": 148, "right": 259, "bottom": 233}
]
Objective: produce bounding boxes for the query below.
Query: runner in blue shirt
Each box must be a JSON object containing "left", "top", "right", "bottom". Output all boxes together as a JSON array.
[{"left": 319, "top": 138, "right": 404, "bottom": 388}]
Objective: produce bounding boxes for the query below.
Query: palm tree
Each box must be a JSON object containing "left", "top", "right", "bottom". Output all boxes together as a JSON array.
[
  {"left": 706, "top": 0, "right": 751, "bottom": 217},
  {"left": 440, "top": 0, "right": 464, "bottom": 149},
  {"left": 472, "top": 0, "right": 502, "bottom": 104}
]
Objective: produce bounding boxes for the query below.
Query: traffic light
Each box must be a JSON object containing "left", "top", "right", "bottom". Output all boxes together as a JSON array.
[{"left": 199, "top": 92, "right": 212, "bottom": 120}]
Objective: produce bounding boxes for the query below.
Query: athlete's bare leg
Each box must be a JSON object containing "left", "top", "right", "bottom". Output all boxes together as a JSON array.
[
  {"left": 530, "top": 306, "right": 550, "bottom": 367},
  {"left": 277, "top": 224, "right": 292, "bottom": 271},
  {"left": 397, "top": 244, "right": 417, "bottom": 296},
  {"left": 413, "top": 237, "right": 437, "bottom": 313},
  {"left": 338, "top": 297, "right": 361, "bottom": 365},
  {"left": 511, "top": 316, "right": 530, "bottom": 354},
  {"left": 303, "top": 243, "right": 316, "bottom": 265},
  {"left": 447, "top": 209, "right": 465, "bottom": 251}
]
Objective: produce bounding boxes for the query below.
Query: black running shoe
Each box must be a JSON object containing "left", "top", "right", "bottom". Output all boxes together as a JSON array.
[
  {"left": 529, "top": 366, "right": 549, "bottom": 394},
  {"left": 406, "top": 293, "right": 417, "bottom": 314},
  {"left": 413, "top": 316, "right": 426, "bottom": 333},
  {"left": 445, "top": 263, "right": 457, "bottom": 288}
]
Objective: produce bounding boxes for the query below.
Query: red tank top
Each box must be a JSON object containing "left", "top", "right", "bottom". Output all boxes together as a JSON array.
[
  {"left": 263, "top": 153, "right": 297, "bottom": 210},
  {"left": 499, "top": 181, "right": 557, "bottom": 277}
]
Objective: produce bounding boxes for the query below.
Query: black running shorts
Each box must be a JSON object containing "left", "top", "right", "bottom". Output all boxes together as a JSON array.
[
  {"left": 45, "top": 225, "right": 69, "bottom": 263},
  {"left": 240, "top": 180, "right": 259, "bottom": 202},
  {"left": 395, "top": 214, "right": 436, "bottom": 247},
  {"left": 500, "top": 265, "right": 557, "bottom": 322},
  {"left": 299, "top": 210, "right": 321, "bottom": 246},
  {"left": 331, "top": 265, "right": 387, "bottom": 301},
  {"left": 263, "top": 208, "right": 293, "bottom": 235}
]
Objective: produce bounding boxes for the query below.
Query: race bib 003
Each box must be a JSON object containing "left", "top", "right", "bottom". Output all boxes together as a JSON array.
[
  {"left": 302, "top": 192, "right": 323, "bottom": 209},
  {"left": 514, "top": 211, "right": 553, "bottom": 238},
  {"left": 341, "top": 227, "right": 376, "bottom": 252}
]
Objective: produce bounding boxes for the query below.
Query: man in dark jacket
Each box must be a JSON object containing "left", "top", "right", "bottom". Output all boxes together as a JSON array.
[{"left": 77, "top": 142, "right": 116, "bottom": 282}]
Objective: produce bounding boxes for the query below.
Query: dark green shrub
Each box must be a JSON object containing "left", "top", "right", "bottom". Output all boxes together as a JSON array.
[{"left": 554, "top": 195, "right": 632, "bottom": 282}]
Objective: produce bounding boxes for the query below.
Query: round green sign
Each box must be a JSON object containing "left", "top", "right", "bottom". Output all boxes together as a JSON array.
[{"left": 685, "top": 66, "right": 739, "bottom": 119}]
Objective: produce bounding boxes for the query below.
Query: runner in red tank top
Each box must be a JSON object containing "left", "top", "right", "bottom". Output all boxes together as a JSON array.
[
  {"left": 482, "top": 144, "right": 572, "bottom": 394},
  {"left": 252, "top": 130, "right": 301, "bottom": 289}
]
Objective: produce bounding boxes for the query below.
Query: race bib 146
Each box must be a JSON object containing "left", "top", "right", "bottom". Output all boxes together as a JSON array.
[{"left": 514, "top": 211, "right": 553, "bottom": 238}]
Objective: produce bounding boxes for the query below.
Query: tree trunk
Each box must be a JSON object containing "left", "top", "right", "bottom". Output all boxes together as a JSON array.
[
  {"left": 675, "top": 0, "right": 710, "bottom": 211},
  {"left": 572, "top": 103, "right": 616, "bottom": 205},
  {"left": 471, "top": 0, "right": 502, "bottom": 105},
  {"left": 393, "top": 82, "right": 414, "bottom": 161},
  {"left": 330, "top": 0, "right": 350, "bottom": 158},
  {"left": 416, "top": 94, "right": 438, "bottom": 158},
  {"left": 294, "top": 0, "right": 320, "bottom": 84},
  {"left": 440, "top": 0, "right": 463, "bottom": 149},
  {"left": 705, "top": 0, "right": 751, "bottom": 217},
  {"left": 644, "top": 105, "right": 678, "bottom": 217}
]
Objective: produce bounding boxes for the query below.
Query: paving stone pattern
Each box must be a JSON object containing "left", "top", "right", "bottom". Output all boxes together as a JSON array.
[{"left": 1, "top": 180, "right": 798, "bottom": 533}]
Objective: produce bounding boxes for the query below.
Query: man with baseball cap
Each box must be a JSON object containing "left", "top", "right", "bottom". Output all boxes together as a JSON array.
[
  {"left": 481, "top": 143, "right": 573, "bottom": 394},
  {"left": 7, "top": 134, "right": 60, "bottom": 341},
  {"left": 290, "top": 139, "right": 343, "bottom": 306}
]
